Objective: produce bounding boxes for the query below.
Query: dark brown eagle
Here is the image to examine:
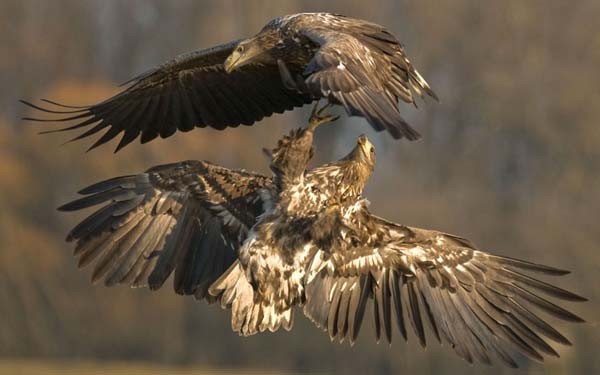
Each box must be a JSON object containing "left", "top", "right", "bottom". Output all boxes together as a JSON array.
[
  {"left": 22, "top": 12, "right": 437, "bottom": 152},
  {"left": 58, "top": 113, "right": 585, "bottom": 368}
]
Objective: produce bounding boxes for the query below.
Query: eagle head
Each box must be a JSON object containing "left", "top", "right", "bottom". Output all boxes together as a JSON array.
[
  {"left": 342, "top": 134, "right": 376, "bottom": 167},
  {"left": 338, "top": 134, "right": 376, "bottom": 194},
  {"left": 224, "top": 37, "right": 273, "bottom": 73},
  {"left": 355, "top": 134, "right": 376, "bottom": 167}
]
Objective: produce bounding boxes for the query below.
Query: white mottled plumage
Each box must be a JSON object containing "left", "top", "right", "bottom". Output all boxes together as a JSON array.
[
  {"left": 60, "top": 117, "right": 585, "bottom": 368},
  {"left": 210, "top": 122, "right": 376, "bottom": 335}
]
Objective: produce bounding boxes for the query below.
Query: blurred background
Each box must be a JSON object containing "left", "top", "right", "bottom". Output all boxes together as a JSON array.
[{"left": 1, "top": 1, "right": 599, "bottom": 374}]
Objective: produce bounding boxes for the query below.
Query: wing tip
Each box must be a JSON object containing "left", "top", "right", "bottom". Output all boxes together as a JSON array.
[
  {"left": 485, "top": 254, "right": 574, "bottom": 276},
  {"left": 20, "top": 98, "right": 90, "bottom": 116},
  {"left": 57, "top": 202, "right": 74, "bottom": 212}
]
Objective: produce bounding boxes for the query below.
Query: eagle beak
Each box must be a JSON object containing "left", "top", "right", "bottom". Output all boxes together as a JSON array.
[
  {"left": 356, "top": 134, "right": 375, "bottom": 158},
  {"left": 224, "top": 53, "right": 239, "bottom": 74}
]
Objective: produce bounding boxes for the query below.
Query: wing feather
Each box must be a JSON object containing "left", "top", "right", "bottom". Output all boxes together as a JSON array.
[
  {"left": 23, "top": 40, "right": 312, "bottom": 151},
  {"left": 303, "top": 207, "right": 586, "bottom": 367},
  {"left": 298, "top": 24, "right": 436, "bottom": 140},
  {"left": 59, "top": 160, "right": 270, "bottom": 300}
]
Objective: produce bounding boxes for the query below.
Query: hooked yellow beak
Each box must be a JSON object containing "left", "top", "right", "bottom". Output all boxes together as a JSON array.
[
  {"left": 357, "top": 134, "right": 374, "bottom": 156},
  {"left": 357, "top": 134, "right": 372, "bottom": 147},
  {"left": 224, "top": 52, "right": 240, "bottom": 74}
]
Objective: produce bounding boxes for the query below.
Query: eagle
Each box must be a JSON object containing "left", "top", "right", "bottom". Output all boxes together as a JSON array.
[
  {"left": 58, "top": 112, "right": 585, "bottom": 368},
  {"left": 22, "top": 12, "right": 437, "bottom": 152}
]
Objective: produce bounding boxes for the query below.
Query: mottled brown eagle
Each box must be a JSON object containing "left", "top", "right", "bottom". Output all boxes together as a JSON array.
[
  {"left": 58, "top": 113, "right": 585, "bottom": 368},
  {"left": 22, "top": 12, "right": 437, "bottom": 152}
]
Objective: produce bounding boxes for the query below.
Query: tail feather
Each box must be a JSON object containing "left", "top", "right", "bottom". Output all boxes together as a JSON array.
[
  {"left": 337, "top": 87, "right": 422, "bottom": 141},
  {"left": 209, "top": 261, "right": 294, "bottom": 335}
]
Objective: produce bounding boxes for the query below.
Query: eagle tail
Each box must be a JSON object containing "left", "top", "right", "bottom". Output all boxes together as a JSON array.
[
  {"left": 333, "top": 88, "right": 421, "bottom": 140},
  {"left": 209, "top": 261, "right": 294, "bottom": 336}
]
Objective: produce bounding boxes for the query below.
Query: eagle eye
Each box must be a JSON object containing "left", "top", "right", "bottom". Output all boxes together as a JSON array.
[
  {"left": 236, "top": 45, "right": 245, "bottom": 53},
  {"left": 370, "top": 146, "right": 375, "bottom": 154}
]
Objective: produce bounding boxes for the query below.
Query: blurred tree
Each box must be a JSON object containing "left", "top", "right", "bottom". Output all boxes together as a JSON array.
[{"left": 0, "top": 1, "right": 598, "bottom": 374}]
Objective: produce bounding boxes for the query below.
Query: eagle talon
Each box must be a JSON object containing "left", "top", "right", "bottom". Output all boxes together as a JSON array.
[
  {"left": 308, "top": 113, "right": 338, "bottom": 129},
  {"left": 308, "top": 102, "right": 337, "bottom": 129}
]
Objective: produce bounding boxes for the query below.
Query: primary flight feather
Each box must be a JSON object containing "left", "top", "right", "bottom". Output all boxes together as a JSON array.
[{"left": 22, "top": 12, "right": 437, "bottom": 152}]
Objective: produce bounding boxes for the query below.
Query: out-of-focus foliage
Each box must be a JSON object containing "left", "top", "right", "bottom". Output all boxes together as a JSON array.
[
  {"left": 0, "top": 359, "right": 290, "bottom": 375},
  {"left": 1, "top": 1, "right": 598, "bottom": 374}
]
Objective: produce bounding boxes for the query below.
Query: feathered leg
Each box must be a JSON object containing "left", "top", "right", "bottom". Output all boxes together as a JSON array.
[{"left": 308, "top": 101, "right": 339, "bottom": 130}]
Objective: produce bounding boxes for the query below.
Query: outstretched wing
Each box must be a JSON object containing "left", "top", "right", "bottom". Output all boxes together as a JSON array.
[
  {"left": 59, "top": 160, "right": 271, "bottom": 301},
  {"left": 298, "top": 19, "right": 437, "bottom": 140},
  {"left": 22, "top": 40, "right": 313, "bottom": 152},
  {"left": 303, "top": 210, "right": 586, "bottom": 367}
]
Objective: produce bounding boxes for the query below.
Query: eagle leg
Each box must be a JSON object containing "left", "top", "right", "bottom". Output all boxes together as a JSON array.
[
  {"left": 277, "top": 59, "right": 299, "bottom": 91},
  {"left": 277, "top": 59, "right": 309, "bottom": 93},
  {"left": 308, "top": 101, "right": 339, "bottom": 130}
]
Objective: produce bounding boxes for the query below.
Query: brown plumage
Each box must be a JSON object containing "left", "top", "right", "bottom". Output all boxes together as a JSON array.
[
  {"left": 58, "top": 117, "right": 585, "bottom": 368},
  {"left": 57, "top": 113, "right": 370, "bottom": 300},
  {"left": 58, "top": 160, "right": 269, "bottom": 298},
  {"left": 22, "top": 12, "right": 437, "bottom": 152},
  {"left": 302, "top": 204, "right": 587, "bottom": 367}
]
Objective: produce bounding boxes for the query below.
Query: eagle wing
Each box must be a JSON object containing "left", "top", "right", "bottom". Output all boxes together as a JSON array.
[
  {"left": 303, "top": 210, "right": 586, "bottom": 367},
  {"left": 59, "top": 160, "right": 271, "bottom": 301},
  {"left": 298, "top": 21, "right": 437, "bottom": 140},
  {"left": 22, "top": 40, "right": 312, "bottom": 152}
]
